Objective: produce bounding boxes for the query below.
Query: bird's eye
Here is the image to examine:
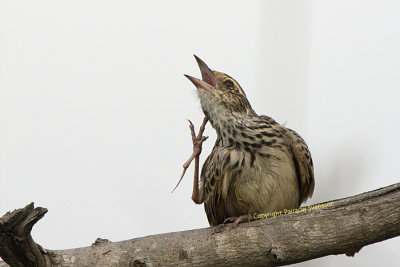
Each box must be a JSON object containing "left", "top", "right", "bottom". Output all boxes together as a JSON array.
[{"left": 224, "top": 80, "right": 234, "bottom": 88}]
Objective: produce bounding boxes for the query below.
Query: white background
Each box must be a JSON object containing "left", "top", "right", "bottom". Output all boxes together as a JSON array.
[{"left": 1, "top": 1, "right": 399, "bottom": 266}]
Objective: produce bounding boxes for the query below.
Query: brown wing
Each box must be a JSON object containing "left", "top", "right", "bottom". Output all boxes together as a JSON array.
[
  {"left": 200, "top": 146, "right": 227, "bottom": 226},
  {"left": 285, "top": 128, "right": 315, "bottom": 204}
]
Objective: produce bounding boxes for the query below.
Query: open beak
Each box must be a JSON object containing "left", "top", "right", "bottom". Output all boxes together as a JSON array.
[{"left": 185, "top": 55, "right": 219, "bottom": 91}]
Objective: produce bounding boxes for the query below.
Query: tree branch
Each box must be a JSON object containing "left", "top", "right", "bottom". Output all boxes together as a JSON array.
[
  {"left": 0, "top": 203, "right": 51, "bottom": 267},
  {"left": 1, "top": 183, "right": 399, "bottom": 267}
]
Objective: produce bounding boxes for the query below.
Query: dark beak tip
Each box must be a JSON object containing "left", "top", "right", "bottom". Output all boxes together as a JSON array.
[
  {"left": 184, "top": 74, "right": 197, "bottom": 84},
  {"left": 193, "top": 55, "right": 207, "bottom": 67}
]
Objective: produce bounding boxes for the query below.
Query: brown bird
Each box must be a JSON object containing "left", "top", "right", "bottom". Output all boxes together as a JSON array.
[{"left": 175, "top": 55, "right": 314, "bottom": 227}]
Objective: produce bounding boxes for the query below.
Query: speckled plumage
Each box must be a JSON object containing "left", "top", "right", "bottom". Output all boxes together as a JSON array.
[{"left": 184, "top": 56, "right": 314, "bottom": 226}]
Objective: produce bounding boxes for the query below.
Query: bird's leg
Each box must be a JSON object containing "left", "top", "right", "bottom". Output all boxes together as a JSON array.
[
  {"left": 223, "top": 214, "right": 254, "bottom": 228},
  {"left": 191, "top": 117, "right": 208, "bottom": 204},
  {"left": 172, "top": 117, "right": 208, "bottom": 204}
]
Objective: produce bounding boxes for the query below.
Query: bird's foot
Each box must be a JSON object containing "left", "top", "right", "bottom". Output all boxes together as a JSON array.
[
  {"left": 224, "top": 214, "right": 254, "bottom": 228},
  {"left": 172, "top": 117, "right": 208, "bottom": 193},
  {"left": 186, "top": 117, "right": 209, "bottom": 161}
]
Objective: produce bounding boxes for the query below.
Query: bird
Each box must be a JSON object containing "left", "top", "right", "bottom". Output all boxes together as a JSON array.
[{"left": 175, "top": 55, "right": 315, "bottom": 227}]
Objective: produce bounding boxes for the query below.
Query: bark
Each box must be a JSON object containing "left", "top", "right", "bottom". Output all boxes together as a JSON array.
[
  {"left": 0, "top": 203, "right": 51, "bottom": 267},
  {"left": 1, "top": 182, "right": 400, "bottom": 267}
]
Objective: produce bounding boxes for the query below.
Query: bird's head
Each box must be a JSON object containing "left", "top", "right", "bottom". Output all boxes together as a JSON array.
[{"left": 185, "top": 55, "right": 255, "bottom": 126}]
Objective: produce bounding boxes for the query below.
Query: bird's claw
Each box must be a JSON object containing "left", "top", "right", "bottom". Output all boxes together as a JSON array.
[
  {"left": 223, "top": 214, "right": 254, "bottom": 228},
  {"left": 172, "top": 117, "right": 209, "bottom": 193}
]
